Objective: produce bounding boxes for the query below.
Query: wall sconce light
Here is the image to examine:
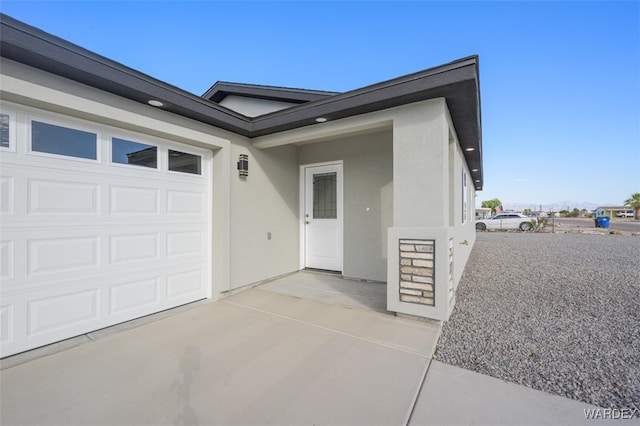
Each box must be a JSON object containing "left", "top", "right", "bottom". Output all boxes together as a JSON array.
[{"left": 237, "top": 154, "right": 248, "bottom": 178}]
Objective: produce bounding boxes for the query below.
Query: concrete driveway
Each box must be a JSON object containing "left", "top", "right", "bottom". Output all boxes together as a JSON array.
[
  {"left": 1, "top": 272, "right": 608, "bottom": 425},
  {"left": 0, "top": 281, "right": 439, "bottom": 426}
]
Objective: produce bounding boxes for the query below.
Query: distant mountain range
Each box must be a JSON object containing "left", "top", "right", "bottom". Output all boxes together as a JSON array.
[{"left": 501, "top": 201, "right": 609, "bottom": 212}]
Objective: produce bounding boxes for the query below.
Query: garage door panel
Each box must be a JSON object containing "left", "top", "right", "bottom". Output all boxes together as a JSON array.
[
  {"left": 0, "top": 304, "right": 15, "bottom": 344},
  {"left": 167, "top": 269, "right": 204, "bottom": 300},
  {"left": 0, "top": 240, "right": 14, "bottom": 280},
  {"left": 167, "top": 231, "right": 203, "bottom": 258},
  {"left": 1, "top": 105, "right": 212, "bottom": 357},
  {"left": 0, "top": 235, "right": 24, "bottom": 286},
  {"left": 109, "top": 233, "right": 160, "bottom": 265},
  {"left": 28, "top": 236, "right": 100, "bottom": 275},
  {"left": 109, "top": 277, "right": 160, "bottom": 316},
  {"left": 27, "top": 289, "right": 99, "bottom": 337},
  {"left": 167, "top": 190, "right": 204, "bottom": 215},
  {"left": 5, "top": 228, "right": 207, "bottom": 289},
  {"left": 28, "top": 179, "right": 100, "bottom": 215},
  {"left": 0, "top": 176, "right": 15, "bottom": 215},
  {"left": 2, "top": 289, "right": 102, "bottom": 354},
  {"left": 109, "top": 185, "right": 160, "bottom": 215},
  {"left": 3, "top": 228, "right": 105, "bottom": 288}
]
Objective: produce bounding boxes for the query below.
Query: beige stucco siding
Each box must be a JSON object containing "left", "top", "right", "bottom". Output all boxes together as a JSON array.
[
  {"left": 228, "top": 140, "right": 300, "bottom": 289},
  {"left": 445, "top": 107, "right": 476, "bottom": 287},
  {"left": 218, "top": 95, "right": 298, "bottom": 118},
  {"left": 298, "top": 130, "right": 393, "bottom": 282},
  {"left": 392, "top": 99, "right": 449, "bottom": 228}
]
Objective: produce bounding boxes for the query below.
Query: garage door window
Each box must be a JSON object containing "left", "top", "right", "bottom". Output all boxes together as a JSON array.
[
  {"left": 1, "top": 113, "right": 10, "bottom": 149},
  {"left": 169, "top": 150, "right": 201, "bottom": 175},
  {"left": 31, "top": 121, "right": 97, "bottom": 160},
  {"left": 112, "top": 137, "right": 157, "bottom": 169}
]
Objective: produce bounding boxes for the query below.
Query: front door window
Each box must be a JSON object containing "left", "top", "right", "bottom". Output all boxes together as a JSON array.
[{"left": 313, "top": 172, "right": 337, "bottom": 219}]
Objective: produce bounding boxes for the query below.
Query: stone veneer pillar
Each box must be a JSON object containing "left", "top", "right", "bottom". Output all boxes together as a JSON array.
[{"left": 399, "top": 239, "right": 435, "bottom": 306}]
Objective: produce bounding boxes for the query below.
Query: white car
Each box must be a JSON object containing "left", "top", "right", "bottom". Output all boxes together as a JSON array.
[
  {"left": 616, "top": 210, "right": 634, "bottom": 218},
  {"left": 475, "top": 213, "right": 534, "bottom": 231}
]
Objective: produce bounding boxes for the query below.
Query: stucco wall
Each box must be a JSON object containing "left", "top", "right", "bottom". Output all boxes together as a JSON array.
[
  {"left": 219, "top": 95, "right": 298, "bottom": 118},
  {"left": 298, "top": 130, "right": 393, "bottom": 282},
  {"left": 228, "top": 141, "right": 300, "bottom": 289},
  {"left": 392, "top": 99, "right": 448, "bottom": 228},
  {"left": 445, "top": 108, "right": 476, "bottom": 287}
]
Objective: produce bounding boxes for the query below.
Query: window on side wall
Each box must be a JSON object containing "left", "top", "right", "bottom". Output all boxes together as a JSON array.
[{"left": 462, "top": 169, "right": 468, "bottom": 223}]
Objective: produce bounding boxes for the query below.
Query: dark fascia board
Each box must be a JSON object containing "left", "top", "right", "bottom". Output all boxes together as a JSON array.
[
  {"left": 202, "top": 81, "right": 337, "bottom": 104},
  {"left": 0, "top": 13, "right": 482, "bottom": 188},
  {"left": 252, "top": 57, "right": 478, "bottom": 134},
  {"left": 251, "top": 57, "right": 483, "bottom": 188}
]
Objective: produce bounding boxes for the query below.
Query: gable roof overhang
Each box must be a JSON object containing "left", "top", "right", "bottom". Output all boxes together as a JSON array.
[
  {"left": 0, "top": 14, "right": 483, "bottom": 188},
  {"left": 202, "top": 81, "right": 337, "bottom": 104}
]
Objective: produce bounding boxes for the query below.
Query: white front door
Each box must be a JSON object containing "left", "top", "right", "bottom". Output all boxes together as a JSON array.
[{"left": 303, "top": 163, "right": 343, "bottom": 272}]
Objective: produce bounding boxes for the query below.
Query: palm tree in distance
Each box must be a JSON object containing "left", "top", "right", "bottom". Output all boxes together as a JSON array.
[{"left": 623, "top": 193, "right": 640, "bottom": 220}]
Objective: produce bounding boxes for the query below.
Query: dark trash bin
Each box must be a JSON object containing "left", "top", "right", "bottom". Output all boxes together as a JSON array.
[{"left": 595, "top": 216, "right": 610, "bottom": 228}]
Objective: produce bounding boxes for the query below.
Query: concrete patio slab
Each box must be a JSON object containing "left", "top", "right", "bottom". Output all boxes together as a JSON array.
[
  {"left": 228, "top": 288, "right": 440, "bottom": 357},
  {"left": 410, "top": 361, "right": 624, "bottom": 426},
  {"left": 260, "top": 271, "right": 387, "bottom": 312},
  {"left": 1, "top": 288, "right": 438, "bottom": 426}
]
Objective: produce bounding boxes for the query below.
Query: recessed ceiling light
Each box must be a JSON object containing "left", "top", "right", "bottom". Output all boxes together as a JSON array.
[
  {"left": 148, "top": 100, "right": 164, "bottom": 107},
  {"left": 475, "top": 179, "right": 480, "bottom": 182},
  {"left": 471, "top": 168, "right": 479, "bottom": 172},
  {"left": 464, "top": 147, "right": 475, "bottom": 152},
  {"left": 315, "top": 117, "right": 328, "bottom": 123}
]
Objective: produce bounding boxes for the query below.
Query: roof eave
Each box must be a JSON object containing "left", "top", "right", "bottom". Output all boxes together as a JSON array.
[
  {"left": 250, "top": 57, "right": 483, "bottom": 188},
  {"left": 202, "top": 81, "right": 338, "bottom": 104},
  {"left": 0, "top": 13, "right": 482, "bottom": 188}
]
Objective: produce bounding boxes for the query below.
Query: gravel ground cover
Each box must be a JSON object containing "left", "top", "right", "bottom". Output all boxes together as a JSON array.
[{"left": 434, "top": 232, "right": 640, "bottom": 415}]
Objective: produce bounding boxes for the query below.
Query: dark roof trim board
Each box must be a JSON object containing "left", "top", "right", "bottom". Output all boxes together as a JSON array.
[
  {"left": 203, "top": 81, "right": 337, "bottom": 104},
  {"left": 0, "top": 13, "right": 483, "bottom": 188}
]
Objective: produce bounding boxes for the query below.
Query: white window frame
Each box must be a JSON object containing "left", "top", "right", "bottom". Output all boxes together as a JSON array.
[
  {"left": 165, "top": 144, "right": 205, "bottom": 177},
  {"left": 27, "top": 115, "right": 101, "bottom": 164},
  {"left": 109, "top": 134, "right": 160, "bottom": 172},
  {"left": 0, "top": 109, "right": 17, "bottom": 153}
]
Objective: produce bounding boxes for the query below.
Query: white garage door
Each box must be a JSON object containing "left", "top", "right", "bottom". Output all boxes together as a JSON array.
[{"left": 0, "top": 104, "right": 212, "bottom": 357}]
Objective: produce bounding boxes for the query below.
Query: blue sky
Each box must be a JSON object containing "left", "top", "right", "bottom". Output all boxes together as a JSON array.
[{"left": 1, "top": 1, "right": 638, "bottom": 208}]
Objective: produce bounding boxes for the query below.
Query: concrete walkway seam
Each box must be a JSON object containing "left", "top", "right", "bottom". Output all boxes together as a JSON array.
[
  {"left": 403, "top": 357, "right": 433, "bottom": 426},
  {"left": 220, "top": 299, "right": 431, "bottom": 358}
]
